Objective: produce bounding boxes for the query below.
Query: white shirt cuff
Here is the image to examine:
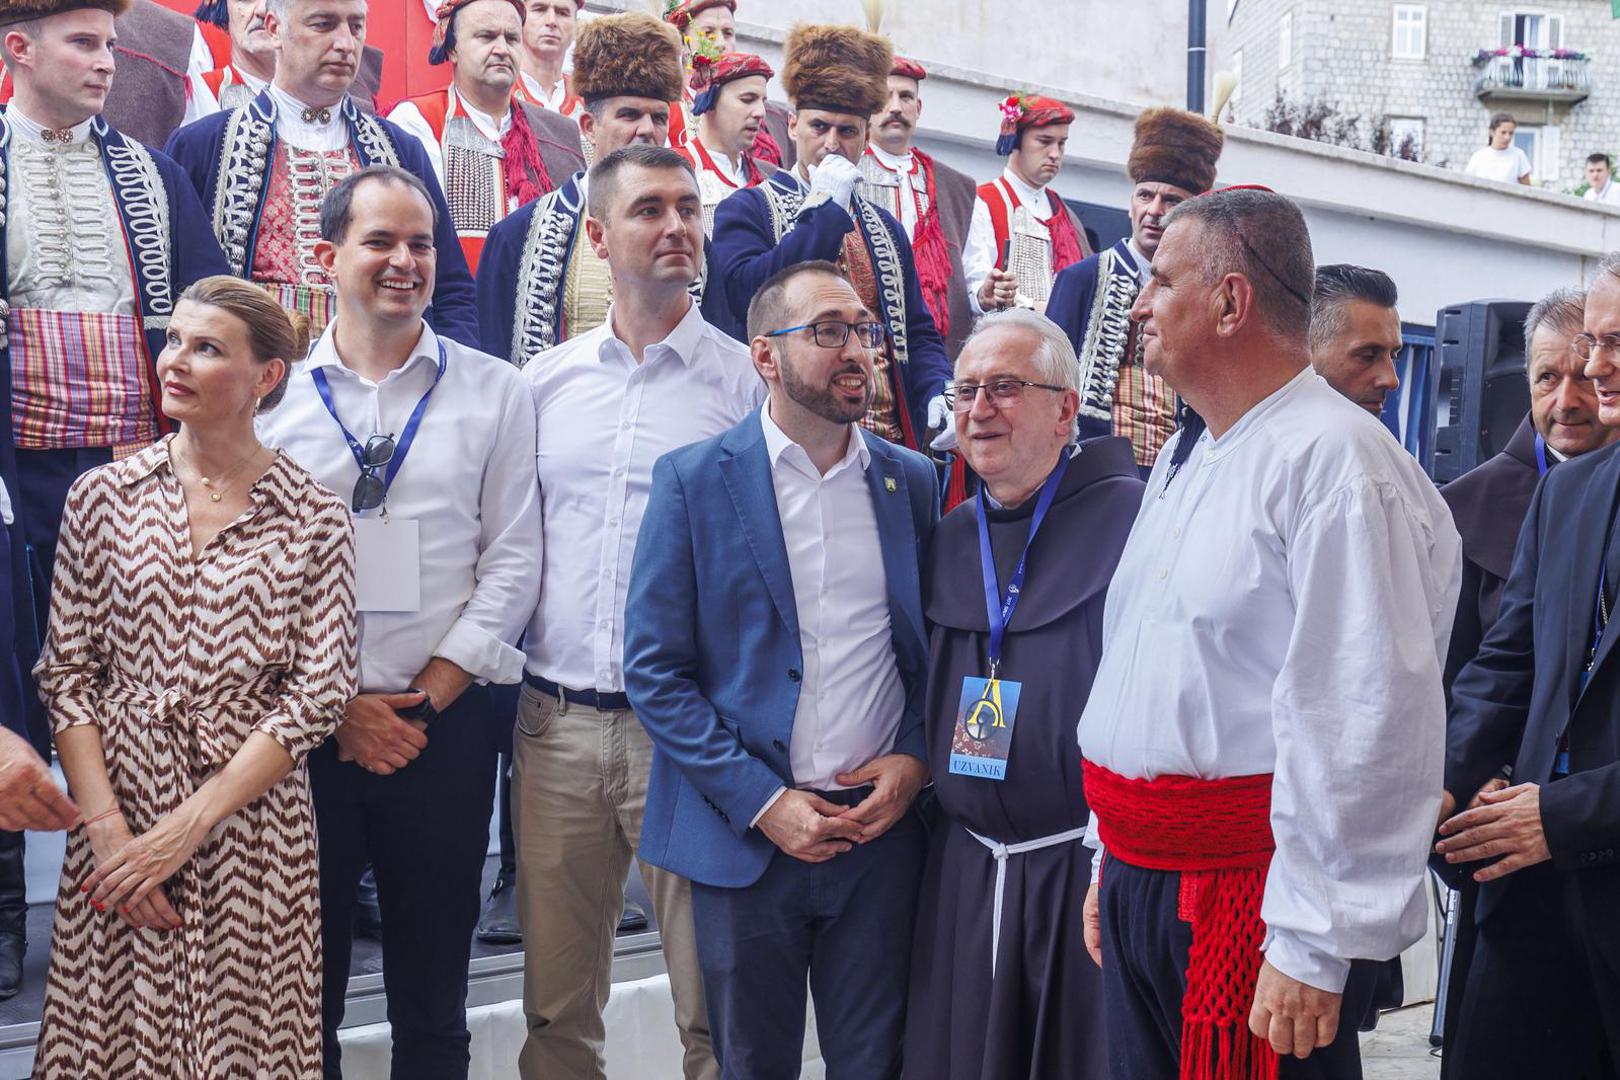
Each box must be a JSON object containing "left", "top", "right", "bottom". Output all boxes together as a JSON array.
[
  {"left": 750, "top": 785, "right": 788, "bottom": 829},
  {"left": 433, "top": 620, "right": 527, "bottom": 686},
  {"left": 1261, "top": 927, "right": 1352, "bottom": 994}
]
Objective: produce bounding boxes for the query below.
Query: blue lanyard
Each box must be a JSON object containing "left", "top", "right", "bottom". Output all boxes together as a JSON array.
[
  {"left": 977, "top": 450, "right": 1070, "bottom": 677},
  {"left": 310, "top": 341, "right": 447, "bottom": 504},
  {"left": 1535, "top": 433, "right": 1550, "bottom": 477}
]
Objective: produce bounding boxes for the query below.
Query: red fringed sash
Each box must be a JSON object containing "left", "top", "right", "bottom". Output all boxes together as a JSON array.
[
  {"left": 501, "top": 103, "right": 553, "bottom": 208},
  {"left": 750, "top": 124, "right": 784, "bottom": 168},
  {"left": 1083, "top": 759, "right": 1280, "bottom": 1080},
  {"left": 1045, "top": 189, "right": 1085, "bottom": 275},
  {"left": 909, "top": 150, "right": 953, "bottom": 344}
]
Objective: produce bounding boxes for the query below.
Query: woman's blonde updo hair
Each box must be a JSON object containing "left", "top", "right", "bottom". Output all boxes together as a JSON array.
[{"left": 177, "top": 275, "right": 311, "bottom": 412}]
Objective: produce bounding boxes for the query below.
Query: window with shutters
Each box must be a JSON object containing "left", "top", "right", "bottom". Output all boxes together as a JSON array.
[
  {"left": 1392, "top": 5, "right": 1427, "bottom": 60},
  {"left": 1499, "top": 11, "right": 1564, "bottom": 50}
]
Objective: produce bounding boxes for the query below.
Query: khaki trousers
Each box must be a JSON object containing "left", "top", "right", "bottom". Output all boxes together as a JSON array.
[{"left": 512, "top": 682, "right": 717, "bottom": 1080}]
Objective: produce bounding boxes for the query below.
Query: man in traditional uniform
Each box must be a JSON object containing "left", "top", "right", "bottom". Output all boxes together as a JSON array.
[
  {"left": 477, "top": 11, "right": 684, "bottom": 363},
  {"left": 964, "top": 92, "right": 1088, "bottom": 316},
  {"left": 675, "top": 50, "right": 773, "bottom": 234},
  {"left": 1431, "top": 286, "right": 1619, "bottom": 1075},
  {"left": 193, "top": 0, "right": 381, "bottom": 114},
  {"left": 709, "top": 22, "right": 951, "bottom": 453},
  {"left": 0, "top": 0, "right": 228, "bottom": 1000},
  {"left": 662, "top": 0, "right": 790, "bottom": 169},
  {"left": 166, "top": 0, "right": 479, "bottom": 347},
  {"left": 389, "top": 0, "right": 584, "bottom": 272},
  {"left": 1048, "top": 108, "right": 1220, "bottom": 475},
  {"left": 859, "top": 54, "right": 974, "bottom": 360},
  {"left": 1078, "top": 189, "right": 1460, "bottom": 1078},
  {"left": 186, "top": 0, "right": 273, "bottom": 120},
  {"left": 514, "top": 0, "right": 582, "bottom": 120}
]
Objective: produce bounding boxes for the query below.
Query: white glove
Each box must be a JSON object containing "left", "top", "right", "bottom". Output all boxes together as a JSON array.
[
  {"left": 807, "top": 154, "right": 861, "bottom": 212},
  {"left": 927, "top": 394, "right": 958, "bottom": 452}
]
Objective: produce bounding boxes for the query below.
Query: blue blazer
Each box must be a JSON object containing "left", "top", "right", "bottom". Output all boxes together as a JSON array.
[
  {"left": 1447, "top": 440, "right": 1620, "bottom": 919},
  {"left": 624, "top": 412, "right": 938, "bottom": 888},
  {"left": 164, "top": 91, "right": 480, "bottom": 350}
]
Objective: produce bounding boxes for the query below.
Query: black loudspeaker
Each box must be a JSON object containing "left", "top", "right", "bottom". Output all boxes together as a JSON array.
[{"left": 1431, "top": 300, "right": 1532, "bottom": 484}]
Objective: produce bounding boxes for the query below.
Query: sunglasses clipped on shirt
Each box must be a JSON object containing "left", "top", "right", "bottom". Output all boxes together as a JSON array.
[{"left": 352, "top": 433, "right": 396, "bottom": 512}]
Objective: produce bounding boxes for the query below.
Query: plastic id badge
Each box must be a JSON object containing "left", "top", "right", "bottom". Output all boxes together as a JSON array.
[
  {"left": 947, "top": 675, "right": 1021, "bottom": 780},
  {"left": 353, "top": 516, "right": 422, "bottom": 613}
]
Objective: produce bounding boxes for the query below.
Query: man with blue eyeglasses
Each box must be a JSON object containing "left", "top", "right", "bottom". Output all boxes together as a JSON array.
[{"left": 626, "top": 259, "right": 937, "bottom": 1078}]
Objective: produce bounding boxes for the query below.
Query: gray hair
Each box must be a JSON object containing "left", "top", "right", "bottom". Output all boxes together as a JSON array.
[
  {"left": 1600, "top": 251, "right": 1620, "bottom": 285},
  {"left": 1160, "top": 188, "right": 1315, "bottom": 342},
  {"left": 957, "top": 308, "right": 1081, "bottom": 443},
  {"left": 1308, "top": 264, "right": 1398, "bottom": 354},
  {"left": 1523, "top": 287, "right": 1586, "bottom": 359}
]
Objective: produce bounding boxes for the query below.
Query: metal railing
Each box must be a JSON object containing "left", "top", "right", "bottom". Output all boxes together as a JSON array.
[{"left": 1474, "top": 54, "right": 1591, "bottom": 98}]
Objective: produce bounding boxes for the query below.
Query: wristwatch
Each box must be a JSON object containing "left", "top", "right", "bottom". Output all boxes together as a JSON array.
[{"left": 397, "top": 688, "right": 440, "bottom": 725}]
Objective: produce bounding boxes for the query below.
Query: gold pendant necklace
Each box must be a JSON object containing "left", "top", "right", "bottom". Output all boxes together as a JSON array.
[{"left": 174, "top": 440, "right": 264, "bottom": 503}]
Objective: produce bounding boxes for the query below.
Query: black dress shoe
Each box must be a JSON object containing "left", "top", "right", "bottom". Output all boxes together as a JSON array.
[
  {"left": 354, "top": 868, "right": 382, "bottom": 941},
  {"left": 475, "top": 878, "right": 522, "bottom": 945},
  {"left": 0, "top": 930, "right": 24, "bottom": 1000},
  {"left": 617, "top": 899, "right": 648, "bottom": 934}
]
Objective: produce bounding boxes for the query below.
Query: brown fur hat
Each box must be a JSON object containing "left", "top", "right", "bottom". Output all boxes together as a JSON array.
[
  {"left": 1128, "top": 107, "right": 1224, "bottom": 195},
  {"left": 782, "top": 23, "right": 892, "bottom": 118},
  {"left": 0, "top": 0, "right": 129, "bottom": 26},
  {"left": 572, "top": 12, "right": 685, "bottom": 104}
]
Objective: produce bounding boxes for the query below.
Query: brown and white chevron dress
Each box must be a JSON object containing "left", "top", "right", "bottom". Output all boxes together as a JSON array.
[{"left": 31, "top": 436, "right": 358, "bottom": 1078}]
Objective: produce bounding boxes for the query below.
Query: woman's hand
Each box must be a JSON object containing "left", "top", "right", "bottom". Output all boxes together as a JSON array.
[{"left": 82, "top": 807, "right": 202, "bottom": 928}]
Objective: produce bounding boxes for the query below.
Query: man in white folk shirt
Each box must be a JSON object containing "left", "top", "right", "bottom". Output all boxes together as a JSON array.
[
  {"left": 258, "top": 165, "right": 541, "bottom": 1080},
  {"left": 513, "top": 0, "right": 582, "bottom": 119},
  {"left": 1076, "top": 188, "right": 1461, "bottom": 1079},
  {"left": 512, "top": 143, "right": 758, "bottom": 1080}
]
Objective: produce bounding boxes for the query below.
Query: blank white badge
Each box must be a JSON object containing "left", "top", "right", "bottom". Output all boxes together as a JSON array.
[{"left": 353, "top": 516, "right": 422, "bottom": 612}]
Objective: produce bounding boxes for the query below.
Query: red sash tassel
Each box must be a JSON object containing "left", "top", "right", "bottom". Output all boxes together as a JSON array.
[
  {"left": 909, "top": 151, "right": 953, "bottom": 344},
  {"left": 1083, "top": 760, "right": 1280, "bottom": 1080},
  {"left": 501, "top": 104, "right": 553, "bottom": 208}
]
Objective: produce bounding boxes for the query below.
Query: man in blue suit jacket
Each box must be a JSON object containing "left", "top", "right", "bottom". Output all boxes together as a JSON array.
[
  {"left": 625, "top": 261, "right": 937, "bottom": 1079},
  {"left": 1438, "top": 254, "right": 1620, "bottom": 1076}
]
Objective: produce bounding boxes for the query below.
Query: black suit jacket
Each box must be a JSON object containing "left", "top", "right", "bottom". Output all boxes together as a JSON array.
[
  {"left": 1447, "top": 439, "right": 1620, "bottom": 918},
  {"left": 1440, "top": 415, "right": 1543, "bottom": 697}
]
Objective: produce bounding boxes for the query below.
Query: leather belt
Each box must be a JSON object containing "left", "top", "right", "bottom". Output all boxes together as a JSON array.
[{"left": 524, "top": 673, "right": 630, "bottom": 712}]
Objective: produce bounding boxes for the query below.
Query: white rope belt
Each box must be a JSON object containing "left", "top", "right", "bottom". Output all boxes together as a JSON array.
[{"left": 966, "top": 823, "right": 1089, "bottom": 978}]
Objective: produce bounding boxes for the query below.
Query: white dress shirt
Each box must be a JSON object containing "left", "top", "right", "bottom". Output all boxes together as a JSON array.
[
  {"left": 524, "top": 301, "right": 763, "bottom": 691},
  {"left": 1076, "top": 367, "right": 1462, "bottom": 993},
  {"left": 259, "top": 320, "right": 542, "bottom": 692},
  {"left": 269, "top": 83, "right": 350, "bottom": 152},
  {"left": 964, "top": 165, "right": 1061, "bottom": 314},
  {"left": 388, "top": 88, "right": 512, "bottom": 195},
  {"left": 865, "top": 144, "right": 924, "bottom": 238},
  {"left": 761, "top": 403, "right": 905, "bottom": 804}
]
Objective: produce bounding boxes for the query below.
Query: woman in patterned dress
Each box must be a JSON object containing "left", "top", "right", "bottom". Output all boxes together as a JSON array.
[{"left": 31, "top": 276, "right": 359, "bottom": 1076}]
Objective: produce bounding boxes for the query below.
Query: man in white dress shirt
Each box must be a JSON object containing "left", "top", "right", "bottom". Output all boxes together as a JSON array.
[
  {"left": 258, "top": 165, "right": 541, "bottom": 1080},
  {"left": 1076, "top": 188, "right": 1461, "bottom": 1078},
  {"left": 512, "top": 144, "right": 757, "bottom": 1080}
]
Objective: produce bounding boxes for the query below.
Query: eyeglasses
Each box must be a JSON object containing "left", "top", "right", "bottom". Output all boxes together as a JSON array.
[
  {"left": 352, "top": 433, "right": 396, "bottom": 512},
  {"left": 1573, "top": 333, "right": 1620, "bottom": 360},
  {"left": 763, "top": 321, "right": 886, "bottom": 349},
  {"left": 943, "top": 378, "right": 1068, "bottom": 411}
]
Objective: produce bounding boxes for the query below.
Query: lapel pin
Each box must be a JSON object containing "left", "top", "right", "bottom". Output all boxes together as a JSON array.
[{"left": 884, "top": 476, "right": 897, "bottom": 493}]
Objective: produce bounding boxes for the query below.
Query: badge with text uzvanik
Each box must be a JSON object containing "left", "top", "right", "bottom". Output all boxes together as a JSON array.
[{"left": 948, "top": 676, "right": 1021, "bottom": 780}]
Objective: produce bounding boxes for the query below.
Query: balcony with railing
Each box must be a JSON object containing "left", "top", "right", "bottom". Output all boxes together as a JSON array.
[{"left": 1474, "top": 49, "right": 1592, "bottom": 104}]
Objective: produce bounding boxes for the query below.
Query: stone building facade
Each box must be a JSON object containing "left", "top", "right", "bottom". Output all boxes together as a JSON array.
[{"left": 1218, "top": 0, "right": 1620, "bottom": 191}]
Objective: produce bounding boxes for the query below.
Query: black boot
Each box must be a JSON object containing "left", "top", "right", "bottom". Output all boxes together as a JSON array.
[
  {"left": 476, "top": 877, "right": 521, "bottom": 944},
  {"left": 354, "top": 865, "right": 382, "bottom": 941},
  {"left": 0, "top": 828, "right": 25, "bottom": 1000}
]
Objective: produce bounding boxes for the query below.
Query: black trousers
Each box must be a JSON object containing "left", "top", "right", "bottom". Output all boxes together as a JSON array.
[
  {"left": 690, "top": 795, "right": 926, "bottom": 1080},
  {"left": 1449, "top": 862, "right": 1620, "bottom": 1079},
  {"left": 1098, "top": 855, "right": 1380, "bottom": 1080},
  {"left": 311, "top": 686, "right": 498, "bottom": 1080}
]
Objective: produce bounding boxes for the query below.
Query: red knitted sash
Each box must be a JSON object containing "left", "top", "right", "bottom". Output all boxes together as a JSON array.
[
  {"left": 1083, "top": 760, "right": 1280, "bottom": 1080},
  {"left": 909, "top": 150, "right": 953, "bottom": 344},
  {"left": 1044, "top": 188, "right": 1085, "bottom": 274},
  {"left": 501, "top": 104, "right": 553, "bottom": 207}
]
